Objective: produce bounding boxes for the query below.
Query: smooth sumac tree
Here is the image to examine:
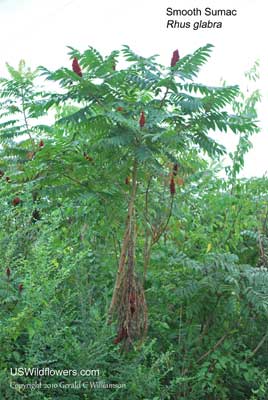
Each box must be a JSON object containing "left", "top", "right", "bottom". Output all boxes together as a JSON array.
[{"left": 0, "top": 44, "right": 258, "bottom": 348}]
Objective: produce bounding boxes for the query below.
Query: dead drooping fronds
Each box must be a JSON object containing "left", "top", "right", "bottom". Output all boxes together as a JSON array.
[{"left": 112, "top": 214, "right": 147, "bottom": 350}]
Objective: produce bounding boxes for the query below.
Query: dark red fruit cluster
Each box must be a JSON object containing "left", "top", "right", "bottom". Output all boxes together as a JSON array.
[
  {"left": 173, "top": 163, "right": 179, "bottom": 176},
  {"left": 39, "top": 140, "right": 44, "bottom": 148},
  {"left": 171, "top": 49, "right": 180, "bottom": 67},
  {"left": 72, "top": 57, "right": 82, "bottom": 77},
  {"left": 170, "top": 176, "right": 175, "bottom": 195},
  {"left": 12, "top": 197, "right": 21, "bottom": 206},
  {"left": 18, "top": 283, "right": 23, "bottom": 293},
  {"left": 139, "top": 111, "right": 145, "bottom": 128},
  {"left": 6, "top": 267, "right": 11, "bottom": 279}
]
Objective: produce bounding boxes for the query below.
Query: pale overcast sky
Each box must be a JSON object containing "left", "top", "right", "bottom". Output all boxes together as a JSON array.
[{"left": 0, "top": 0, "right": 267, "bottom": 177}]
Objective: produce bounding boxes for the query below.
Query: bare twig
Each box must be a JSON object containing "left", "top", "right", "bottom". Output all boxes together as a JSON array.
[
  {"left": 159, "top": 87, "right": 169, "bottom": 108},
  {"left": 182, "top": 332, "right": 230, "bottom": 376},
  {"left": 61, "top": 173, "right": 89, "bottom": 188},
  {"left": 143, "top": 194, "right": 174, "bottom": 282},
  {"left": 152, "top": 195, "right": 174, "bottom": 245},
  {"left": 257, "top": 227, "right": 265, "bottom": 260},
  {"left": 248, "top": 332, "right": 268, "bottom": 358},
  {"left": 21, "top": 88, "right": 35, "bottom": 149},
  {"left": 196, "top": 333, "right": 228, "bottom": 364}
]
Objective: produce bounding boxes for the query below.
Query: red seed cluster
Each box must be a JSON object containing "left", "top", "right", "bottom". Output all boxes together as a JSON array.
[
  {"left": 6, "top": 267, "right": 11, "bottom": 279},
  {"left": 39, "top": 140, "right": 44, "bottom": 148},
  {"left": 18, "top": 283, "right": 23, "bottom": 293},
  {"left": 12, "top": 197, "right": 21, "bottom": 206},
  {"left": 171, "top": 49, "right": 180, "bottom": 67},
  {"left": 72, "top": 57, "right": 83, "bottom": 77},
  {"left": 173, "top": 163, "right": 179, "bottom": 176},
  {"left": 139, "top": 111, "right": 146, "bottom": 128},
  {"left": 170, "top": 176, "right": 176, "bottom": 196}
]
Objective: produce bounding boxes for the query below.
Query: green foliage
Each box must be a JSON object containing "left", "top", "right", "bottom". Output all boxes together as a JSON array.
[{"left": 0, "top": 44, "right": 265, "bottom": 399}]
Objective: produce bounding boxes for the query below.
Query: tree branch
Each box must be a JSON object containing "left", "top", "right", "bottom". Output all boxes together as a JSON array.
[
  {"left": 248, "top": 332, "right": 268, "bottom": 358},
  {"left": 152, "top": 195, "right": 174, "bottom": 245},
  {"left": 196, "top": 333, "right": 228, "bottom": 364},
  {"left": 21, "top": 88, "right": 35, "bottom": 149}
]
